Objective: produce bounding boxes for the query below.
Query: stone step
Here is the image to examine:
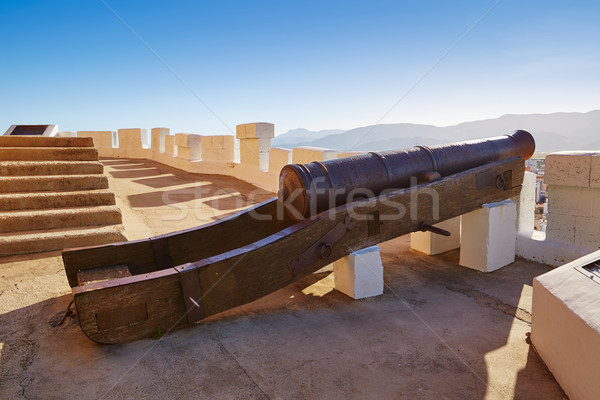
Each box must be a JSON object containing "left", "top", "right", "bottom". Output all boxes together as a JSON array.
[
  {"left": 0, "top": 205, "right": 122, "bottom": 233},
  {"left": 0, "top": 175, "right": 108, "bottom": 193},
  {"left": 0, "top": 136, "right": 93, "bottom": 148},
  {"left": 0, "top": 190, "right": 116, "bottom": 211},
  {"left": 0, "top": 161, "right": 104, "bottom": 176},
  {"left": 0, "top": 147, "right": 98, "bottom": 161},
  {"left": 0, "top": 225, "right": 126, "bottom": 257}
]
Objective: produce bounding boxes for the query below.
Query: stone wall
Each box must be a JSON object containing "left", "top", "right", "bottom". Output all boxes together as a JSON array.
[
  {"left": 516, "top": 151, "right": 600, "bottom": 266},
  {"left": 74, "top": 123, "right": 341, "bottom": 193}
]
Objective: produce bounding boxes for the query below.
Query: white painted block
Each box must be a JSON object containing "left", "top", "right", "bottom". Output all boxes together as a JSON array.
[
  {"left": 459, "top": 200, "right": 517, "bottom": 272},
  {"left": 151, "top": 127, "right": 169, "bottom": 153},
  {"left": 532, "top": 250, "right": 600, "bottom": 400},
  {"left": 174, "top": 133, "right": 202, "bottom": 148},
  {"left": 292, "top": 146, "right": 338, "bottom": 164},
  {"left": 174, "top": 133, "right": 202, "bottom": 161},
  {"left": 410, "top": 217, "right": 460, "bottom": 255},
  {"left": 240, "top": 137, "right": 271, "bottom": 170},
  {"left": 515, "top": 171, "right": 537, "bottom": 234},
  {"left": 236, "top": 122, "right": 275, "bottom": 139},
  {"left": 333, "top": 246, "right": 384, "bottom": 299}
]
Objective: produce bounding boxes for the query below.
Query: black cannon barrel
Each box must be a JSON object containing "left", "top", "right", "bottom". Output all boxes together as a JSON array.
[{"left": 278, "top": 130, "right": 535, "bottom": 220}]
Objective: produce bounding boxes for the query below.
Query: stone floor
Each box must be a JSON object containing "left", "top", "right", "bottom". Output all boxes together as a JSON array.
[{"left": 0, "top": 158, "right": 566, "bottom": 399}]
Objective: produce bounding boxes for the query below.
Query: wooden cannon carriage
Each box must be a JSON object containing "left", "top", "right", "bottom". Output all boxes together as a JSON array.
[{"left": 62, "top": 131, "right": 534, "bottom": 344}]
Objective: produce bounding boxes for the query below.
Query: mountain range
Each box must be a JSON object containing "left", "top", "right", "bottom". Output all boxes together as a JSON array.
[{"left": 272, "top": 110, "right": 600, "bottom": 152}]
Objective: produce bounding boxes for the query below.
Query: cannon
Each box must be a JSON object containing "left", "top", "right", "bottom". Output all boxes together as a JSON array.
[
  {"left": 278, "top": 130, "right": 535, "bottom": 220},
  {"left": 61, "top": 131, "right": 532, "bottom": 343}
]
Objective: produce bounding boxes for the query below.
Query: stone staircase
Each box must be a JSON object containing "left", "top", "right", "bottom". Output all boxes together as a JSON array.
[{"left": 0, "top": 136, "right": 126, "bottom": 257}]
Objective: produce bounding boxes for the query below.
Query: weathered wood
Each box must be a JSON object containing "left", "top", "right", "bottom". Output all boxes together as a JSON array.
[
  {"left": 62, "top": 199, "right": 294, "bottom": 287},
  {"left": 71, "top": 157, "right": 524, "bottom": 343},
  {"left": 77, "top": 264, "right": 131, "bottom": 286}
]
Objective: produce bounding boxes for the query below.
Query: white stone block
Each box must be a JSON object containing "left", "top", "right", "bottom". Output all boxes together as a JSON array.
[
  {"left": 292, "top": 146, "right": 338, "bottom": 164},
  {"left": 459, "top": 200, "right": 517, "bottom": 272},
  {"left": 240, "top": 137, "right": 271, "bottom": 170},
  {"left": 532, "top": 250, "right": 600, "bottom": 400},
  {"left": 546, "top": 211, "right": 576, "bottom": 243},
  {"left": 515, "top": 171, "right": 537, "bottom": 234},
  {"left": 268, "top": 147, "right": 292, "bottom": 173},
  {"left": 574, "top": 216, "right": 600, "bottom": 249},
  {"left": 151, "top": 127, "right": 169, "bottom": 153},
  {"left": 549, "top": 185, "right": 594, "bottom": 217},
  {"left": 333, "top": 246, "right": 384, "bottom": 299},
  {"left": 174, "top": 133, "right": 201, "bottom": 148},
  {"left": 236, "top": 122, "right": 275, "bottom": 139},
  {"left": 174, "top": 133, "right": 202, "bottom": 161},
  {"left": 410, "top": 217, "right": 460, "bottom": 255},
  {"left": 545, "top": 151, "right": 596, "bottom": 188}
]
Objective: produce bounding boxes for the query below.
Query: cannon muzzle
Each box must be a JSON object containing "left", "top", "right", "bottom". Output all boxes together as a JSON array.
[{"left": 278, "top": 130, "right": 535, "bottom": 220}]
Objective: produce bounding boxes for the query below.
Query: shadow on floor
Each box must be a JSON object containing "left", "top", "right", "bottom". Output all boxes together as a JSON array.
[{"left": 0, "top": 240, "right": 565, "bottom": 399}]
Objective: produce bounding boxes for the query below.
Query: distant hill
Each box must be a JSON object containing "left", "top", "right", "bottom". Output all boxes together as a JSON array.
[
  {"left": 272, "top": 128, "right": 345, "bottom": 148},
  {"left": 275, "top": 110, "right": 600, "bottom": 152}
]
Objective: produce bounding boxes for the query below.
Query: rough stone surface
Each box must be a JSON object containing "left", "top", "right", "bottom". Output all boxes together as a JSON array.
[
  {"left": 292, "top": 146, "right": 338, "bottom": 164},
  {"left": 0, "top": 159, "right": 565, "bottom": 399},
  {"left": 544, "top": 151, "right": 594, "bottom": 188},
  {"left": 533, "top": 250, "right": 600, "bottom": 400},
  {"left": 77, "top": 131, "right": 115, "bottom": 149},
  {"left": 236, "top": 122, "right": 275, "bottom": 139},
  {"left": 592, "top": 155, "right": 600, "bottom": 188},
  {"left": 151, "top": 127, "right": 170, "bottom": 154},
  {"left": 268, "top": 147, "right": 292, "bottom": 174},
  {"left": 333, "top": 245, "right": 384, "bottom": 299},
  {"left": 549, "top": 185, "right": 595, "bottom": 217},
  {"left": 460, "top": 200, "right": 517, "bottom": 272}
]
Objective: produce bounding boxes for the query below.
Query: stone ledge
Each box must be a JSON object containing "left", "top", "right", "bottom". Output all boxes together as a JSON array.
[
  {"left": 532, "top": 249, "right": 600, "bottom": 400},
  {"left": 545, "top": 151, "right": 599, "bottom": 188}
]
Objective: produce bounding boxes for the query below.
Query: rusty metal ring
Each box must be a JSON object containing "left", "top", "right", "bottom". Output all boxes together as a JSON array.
[
  {"left": 319, "top": 242, "right": 333, "bottom": 259},
  {"left": 495, "top": 174, "right": 505, "bottom": 189}
]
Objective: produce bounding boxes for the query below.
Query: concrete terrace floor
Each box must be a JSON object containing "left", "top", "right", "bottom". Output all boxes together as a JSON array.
[{"left": 0, "top": 158, "right": 565, "bottom": 400}]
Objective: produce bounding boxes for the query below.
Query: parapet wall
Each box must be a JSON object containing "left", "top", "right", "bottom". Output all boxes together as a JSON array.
[
  {"left": 517, "top": 151, "right": 600, "bottom": 266},
  {"left": 59, "top": 123, "right": 341, "bottom": 193}
]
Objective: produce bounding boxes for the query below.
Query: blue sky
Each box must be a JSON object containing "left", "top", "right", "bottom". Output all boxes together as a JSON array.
[{"left": 1, "top": 0, "right": 599, "bottom": 135}]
